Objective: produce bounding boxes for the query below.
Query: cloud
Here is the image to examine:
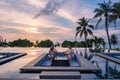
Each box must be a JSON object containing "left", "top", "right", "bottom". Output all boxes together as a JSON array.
[
  {"left": 0, "top": 19, "right": 31, "bottom": 27},
  {"left": 27, "top": 0, "right": 49, "bottom": 8},
  {"left": 0, "top": 28, "right": 22, "bottom": 34},
  {"left": 0, "top": 25, "right": 25, "bottom": 35},
  {"left": 34, "top": 0, "right": 65, "bottom": 18},
  {"left": 0, "top": 0, "right": 38, "bottom": 15}
]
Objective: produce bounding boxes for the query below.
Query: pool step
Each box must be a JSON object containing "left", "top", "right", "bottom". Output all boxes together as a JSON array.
[{"left": 39, "top": 71, "right": 81, "bottom": 79}]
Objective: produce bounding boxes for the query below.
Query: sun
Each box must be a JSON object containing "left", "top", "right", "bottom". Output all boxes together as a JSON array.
[{"left": 30, "top": 28, "right": 38, "bottom": 33}]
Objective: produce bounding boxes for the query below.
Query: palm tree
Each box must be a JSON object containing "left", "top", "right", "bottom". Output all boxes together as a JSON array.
[
  {"left": 93, "top": 36, "right": 106, "bottom": 48},
  {"left": 109, "top": 2, "right": 120, "bottom": 26},
  {"left": 94, "top": 0, "right": 112, "bottom": 52},
  {"left": 89, "top": 36, "right": 106, "bottom": 53},
  {"left": 76, "top": 17, "right": 94, "bottom": 58},
  {"left": 110, "top": 34, "right": 119, "bottom": 48}
]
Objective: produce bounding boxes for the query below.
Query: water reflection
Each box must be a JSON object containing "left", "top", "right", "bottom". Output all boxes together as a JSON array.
[
  {"left": 79, "top": 50, "right": 120, "bottom": 79},
  {"left": 92, "top": 54, "right": 120, "bottom": 79},
  {"left": 30, "top": 50, "right": 37, "bottom": 55}
]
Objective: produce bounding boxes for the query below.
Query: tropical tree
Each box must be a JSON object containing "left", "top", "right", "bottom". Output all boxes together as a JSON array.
[
  {"left": 89, "top": 36, "right": 106, "bottom": 53},
  {"left": 110, "top": 34, "right": 119, "bottom": 48},
  {"left": 94, "top": 0, "right": 112, "bottom": 52},
  {"left": 37, "top": 39, "right": 54, "bottom": 47},
  {"left": 76, "top": 17, "right": 94, "bottom": 58},
  {"left": 93, "top": 36, "right": 106, "bottom": 48},
  {"left": 9, "top": 39, "right": 34, "bottom": 47},
  {"left": 62, "top": 40, "right": 75, "bottom": 47},
  {"left": 109, "top": 2, "right": 120, "bottom": 26}
]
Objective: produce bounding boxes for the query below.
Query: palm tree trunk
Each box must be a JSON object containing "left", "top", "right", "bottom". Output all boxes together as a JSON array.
[
  {"left": 84, "top": 36, "right": 88, "bottom": 58},
  {"left": 105, "top": 16, "right": 111, "bottom": 52}
]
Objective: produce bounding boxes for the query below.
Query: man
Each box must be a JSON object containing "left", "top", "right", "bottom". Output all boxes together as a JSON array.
[{"left": 64, "top": 45, "right": 74, "bottom": 62}]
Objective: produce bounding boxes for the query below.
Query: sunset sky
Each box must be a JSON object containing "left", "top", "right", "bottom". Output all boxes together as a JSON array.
[{"left": 0, "top": 0, "right": 120, "bottom": 43}]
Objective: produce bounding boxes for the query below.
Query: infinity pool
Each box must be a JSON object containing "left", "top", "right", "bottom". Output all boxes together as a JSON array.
[{"left": 0, "top": 47, "right": 120, "bottom": 79}]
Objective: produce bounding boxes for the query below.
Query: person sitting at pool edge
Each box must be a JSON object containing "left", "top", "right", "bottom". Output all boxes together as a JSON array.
[
  {"left": 64, "top": 45, "right": 74, "bottom": 62},
  {"left": 47, "top": 46, "right": 57, "bottom": 61}
]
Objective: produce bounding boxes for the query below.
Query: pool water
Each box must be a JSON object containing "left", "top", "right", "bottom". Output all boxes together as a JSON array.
[
  {"left": 35, "top": 53, "right": 80, "bottom": 67},
  {"left": 114, "top": 56, "right": 120, "bottom": 60},
  {"left": 91, "top": 55, "right": 120, "bottom": 79}
]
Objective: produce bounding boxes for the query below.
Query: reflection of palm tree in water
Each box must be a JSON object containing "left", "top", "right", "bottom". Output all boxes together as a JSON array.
[
  {"left": 95, "top": 60, "right": 120, "bottom": 79},
  {"left": 0, "top": 35, "right": 3, "bottom": 50},
  {"left": 108, "top": 65, "right": 120, "bottom": 79},
  {"left": 79, "top": 51, "right": 116, "bottom": 79}
]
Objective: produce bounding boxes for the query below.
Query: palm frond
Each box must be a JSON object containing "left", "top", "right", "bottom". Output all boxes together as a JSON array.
[
  {"left": 109, "top": 15, "right": 117, "bottom": 23},
  {"left": 95, "top": 17, "right": 102, "bottom": 28},
  {"left": 77, "top": 22, "right": 82, "bottom": 25},
  {"left": 88, "top": 25, "right": 94, "bottom": 29},
  {"left": 87, "top": 29, "right": 93, "bottom": 35},
  {"left": 76, "top": 26, "right": 81, "bottom": 31},
  {"left": 76, "top": 30, "right": 80, "bottom": 37},
  {"left": 86, "top": 19, "right": 91, "bottom": 24},
  {"left": 94, "top": 12, "right": 103, "bottom": 18},
  {"left": 94, "top": 8, "right": 104, "bottom": 13}
]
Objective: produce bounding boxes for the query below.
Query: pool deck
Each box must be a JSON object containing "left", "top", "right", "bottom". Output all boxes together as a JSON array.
[
  {"left": 0, "top": 53, "right": 27, "bottom": 65},
  {"left": 39, "top": 71, "right": 81, "bottom": 79}
]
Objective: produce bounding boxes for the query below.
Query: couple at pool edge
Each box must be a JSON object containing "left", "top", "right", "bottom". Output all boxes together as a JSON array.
[{"left": 47, "top": 45, "right": 74, "bottom": 62}]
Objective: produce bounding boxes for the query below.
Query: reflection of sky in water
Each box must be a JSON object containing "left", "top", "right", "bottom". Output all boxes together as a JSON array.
[
  {"left": 0, "top": 47, "right": 78, "bottom": 79},
  {"left": 0, "top": 47, "right": 120, "bottom": 79}
]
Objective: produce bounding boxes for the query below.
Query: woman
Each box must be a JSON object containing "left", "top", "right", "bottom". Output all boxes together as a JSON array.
[{"left": 47, "top": 46, "right": 57, "bottom": 61}]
